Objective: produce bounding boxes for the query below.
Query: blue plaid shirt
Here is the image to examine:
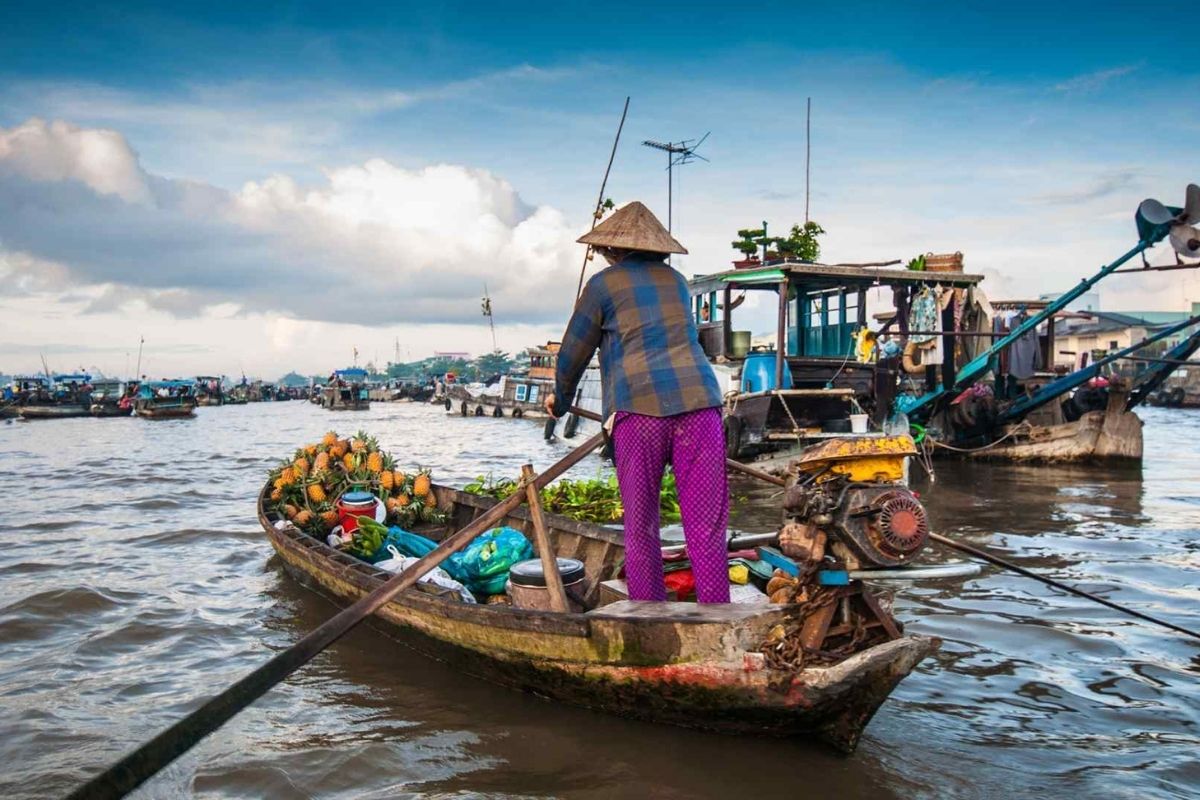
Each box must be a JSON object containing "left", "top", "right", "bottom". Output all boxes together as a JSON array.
[{"left": 552, "top": 256, "right": 723, "bottom": 419}]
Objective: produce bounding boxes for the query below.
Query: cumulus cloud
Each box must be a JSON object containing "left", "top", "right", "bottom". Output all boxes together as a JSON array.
[{"left": 0, "top": 117, "right": 581, "bottom": 326}]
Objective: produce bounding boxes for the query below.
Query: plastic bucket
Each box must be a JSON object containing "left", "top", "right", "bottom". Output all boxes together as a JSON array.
[
  {"left": 336, "top": 490, "right": 379, "bottom": 534},
  {"left": 741, "top": 352, "right": 794, "bottom": 393},
  {"left": 849, "top": 413, "right": 869, "bottom": 434}
]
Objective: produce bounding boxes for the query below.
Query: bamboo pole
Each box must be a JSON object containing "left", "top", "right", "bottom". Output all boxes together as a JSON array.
[
  {"left": 68, "top": 431, "right": 606, "bottom": 800},
  {"left": 521, "top": 464, "right": 570, "bottom": 613}
]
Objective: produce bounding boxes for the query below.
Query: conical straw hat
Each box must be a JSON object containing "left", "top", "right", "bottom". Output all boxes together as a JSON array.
[{"left": 577, "top": 201, "right": 687, "bottom": 255}]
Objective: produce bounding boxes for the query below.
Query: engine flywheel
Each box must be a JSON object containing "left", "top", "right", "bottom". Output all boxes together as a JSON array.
[{"left": 875, "top": 492, "right": 929, "bottom": 555}]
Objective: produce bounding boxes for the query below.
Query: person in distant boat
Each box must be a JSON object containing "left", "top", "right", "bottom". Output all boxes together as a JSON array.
[{"left": 545, "top": 201, "right": 729, "bottom": 604}]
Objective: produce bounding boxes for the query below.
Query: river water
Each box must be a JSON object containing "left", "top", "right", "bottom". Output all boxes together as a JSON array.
[{"left": 0, "top": 402, "right": 1196, "bottom": 799}]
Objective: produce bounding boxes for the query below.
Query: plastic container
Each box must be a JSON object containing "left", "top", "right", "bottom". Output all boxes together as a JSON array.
[
  {"left": 740, "top": 351, "right": 794, "bottom": 393},
  {"left": 850, "top": 413, "right": 869, "bottom": 433},
  {"left": 729, "top": 331, "right": 752, "bottom": 359},
  {"left": 507, "top": 557, "right": 586, "bottom": 611},
  {"left": 336, "top": 490, "right": 379, "bottom": 535}
]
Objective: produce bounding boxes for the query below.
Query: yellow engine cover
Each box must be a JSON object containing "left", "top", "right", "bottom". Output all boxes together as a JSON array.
[{"left": 792, "top": 435, "right": 917, "bottom": 483}]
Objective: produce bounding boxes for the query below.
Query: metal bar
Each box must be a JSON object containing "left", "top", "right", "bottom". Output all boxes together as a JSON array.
[
  {"left": 522, "top": 464, "right": 570, "bottom": 613},
  {"left": 998, "top": 313, "right": 1200, "bottom": 422},
  {"left": 67, "top": 432, "right": 606, "bottom": 800},
  {"left": 904, "top": 238, "right": 1160, "bottom": 421},
  {"left": 776, "top": 285, "right": 788, "bottom": 388},
  {"left": 1112, "top": 262, "right": 1200, "bottom": 274}
]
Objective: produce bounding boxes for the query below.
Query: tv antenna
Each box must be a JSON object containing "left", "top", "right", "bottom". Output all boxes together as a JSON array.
[{"left": 642, "top": 133, "right": 710, "bottom": 236}]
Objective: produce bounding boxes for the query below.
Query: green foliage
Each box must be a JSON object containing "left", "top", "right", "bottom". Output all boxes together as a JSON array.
[
  {"left": 733, "top": 221, "right": 826, "bottom": 262},
  {"left": 731, "top": 227, "right": 768, "bottom": 258},
  {"left": 906, "top": 254, "right": 927, "bottom": 271},
  {"left": 773, "top": 221, "right": 825, "bottom": 262},
  {"left": 464, "top": 471, "right": 682, "bottom": 524}
]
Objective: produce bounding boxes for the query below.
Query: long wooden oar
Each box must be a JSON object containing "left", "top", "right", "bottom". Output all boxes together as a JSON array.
[{"left": 67, "top": 431, "right": 606, "bottom": 800}]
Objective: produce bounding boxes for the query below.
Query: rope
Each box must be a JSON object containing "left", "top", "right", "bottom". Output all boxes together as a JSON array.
[{"left": 928, "top": 422, "right": 1034, "bottom": 453}]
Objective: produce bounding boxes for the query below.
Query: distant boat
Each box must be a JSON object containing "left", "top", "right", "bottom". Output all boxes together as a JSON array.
[
  {"left": 321, "top": 368, "right": 370, "bottom": 411},
  {"left": 133, "top": 380, "right": 197, "bottom": 419},
  {"left": 18, "top": 374, "right": 91, "bottom": 419},
  {"left": 89, "top": 379, "right": 132, "bottom": 417}
]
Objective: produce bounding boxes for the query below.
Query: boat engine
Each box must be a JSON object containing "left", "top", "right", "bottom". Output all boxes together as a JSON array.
[{"left": 778, "top": 436, "right": 929, "bottom": 572}]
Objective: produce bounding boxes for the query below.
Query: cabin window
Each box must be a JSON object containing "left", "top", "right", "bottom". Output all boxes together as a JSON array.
[
  {"left": 515, "top": 384, "right": 528, "bottom": 402},
  {"left": 528, "top": 385, "right": 539, "bottom": 403}
]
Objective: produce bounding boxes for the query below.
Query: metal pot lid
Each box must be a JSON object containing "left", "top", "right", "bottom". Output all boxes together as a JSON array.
[{"left": 509, "top": 557, "right": 585, "bottom": 587}]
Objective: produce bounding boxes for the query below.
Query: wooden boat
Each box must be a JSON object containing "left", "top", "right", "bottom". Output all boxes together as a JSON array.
[
  {"left": 89, "top": 380, "right": 132, "bottom": 417},
  {"left": 17, "top": 373, "right": 93, "bottom": 419},
  {"left": 259, "top": 482, "right": 937, "bottom": 752},
  {"left": 938, "top": 385, "right": 1142, "bottom": 462},
  {"left": 322, "top": 368, "right": 371, "bottom": 411},
  {"left": 133, "top": 380, "right": 197, "bottom": 419}
]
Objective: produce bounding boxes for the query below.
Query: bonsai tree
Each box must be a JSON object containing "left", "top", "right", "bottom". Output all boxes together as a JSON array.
[
  {"left": 731, "top": 225, "right": 771, "bottom": 260},
  {"left": 773, "top": 221, "right": 825, "bottom": 263}
]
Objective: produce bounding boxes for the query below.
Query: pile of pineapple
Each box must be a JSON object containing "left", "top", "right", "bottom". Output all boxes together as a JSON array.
[{"left": 267, "top": 430, "right": 445, "bottom": 536}]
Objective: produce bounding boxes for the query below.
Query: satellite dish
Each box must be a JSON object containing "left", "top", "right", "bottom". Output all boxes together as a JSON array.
[{"left": 1137, "top": 184, "right": 1200, "bottom": 259}]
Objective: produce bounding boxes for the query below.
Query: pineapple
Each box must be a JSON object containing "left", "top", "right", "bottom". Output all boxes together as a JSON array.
[
  {"left": 393, "top": 470, "right": 406, "bottom": 489},
  {"left": 284, "top": 503, "right": 300, "bottom": 519},
  {"left": 307, "top": 483, "right": 327, "bottom": 503},
  {"left": 397, "top": 493, "right": 411, "bottom": 507},
  {"left": 273, "top": 476, "right": 286, "bottom": 491},
  {"left": 423, "top": 491, "right": 437, "bottom": 508},
  {"left": 280, "top": 466, "right": 296, "bottom": 486},
  {"left": 314, "top": 451, "right": 330, "bottom": 471},
  {"left": 322, "top": 431, "right": 338, "bottom": 447},
  {"left": 366, "top": 451, "right": 383, "bottom": 473},
  {"left": 270, "top": 487, "right": 283, "bottom": 502},
  {"left": 413, "top": 471, "right": 431, "bottom": 498},
  {"left": 294, "top": 457, "right": 309, "bottom": 477},
  {"left": 380, "top": 470, "right": 395, "bottom": 491},
  {"left": 342, "top": 452, "right": 356, "bottom": 471},
  {"left": 319, "top": 509, "right": 339, "bottom": 528},
  {"left": 294, "top": 509, "right": 314, "bottom": 527},
  {"left": 330, "top": 439, "right": 350, "bottom": 458},
  {"left": 305, "top": 444, "right": 318, "bottom": 457},
  {"left": 385, "top": 496, "right": 400, "bottom": 513},
  {"left": 351, "top": 437, "right": 367, "bottom": 454}
]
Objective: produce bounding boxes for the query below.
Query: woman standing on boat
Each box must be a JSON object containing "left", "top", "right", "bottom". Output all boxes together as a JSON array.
[{"left": 545, "top": 201, "right": 729, "bottom": 604}]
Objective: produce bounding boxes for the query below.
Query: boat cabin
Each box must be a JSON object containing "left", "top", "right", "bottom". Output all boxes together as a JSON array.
[{"left": 688, "top": 260, "right": 983, "bottom": 458}]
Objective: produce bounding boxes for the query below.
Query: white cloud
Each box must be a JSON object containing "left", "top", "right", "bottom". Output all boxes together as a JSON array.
[
  {"left": 0, "top": 117, "right": 582, "bottom": 328},
  {"left": 1052, "top": 65, "right": 1138, "bottom": 94},
  {"left": 0, "top": 118, "right": 151, "bottom": 203}
]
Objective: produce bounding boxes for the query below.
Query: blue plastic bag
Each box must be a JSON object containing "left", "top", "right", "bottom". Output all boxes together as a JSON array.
[{"left": 458, "top": 526, "right": 533, "bottom": 595}]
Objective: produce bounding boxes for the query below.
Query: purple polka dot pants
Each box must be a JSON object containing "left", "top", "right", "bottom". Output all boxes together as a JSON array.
[{"left": 611, "top": 407, "right": 730, "bottom": 604}]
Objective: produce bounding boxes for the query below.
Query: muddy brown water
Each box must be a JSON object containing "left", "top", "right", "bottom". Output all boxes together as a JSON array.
[{"left": 0, "top": 402, "right": 1196, "bottom": 799}]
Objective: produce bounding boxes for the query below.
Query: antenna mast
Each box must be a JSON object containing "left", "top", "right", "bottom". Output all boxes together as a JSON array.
[
  {"left": 805, "top": 97, "right": 812, "bottom": 223},
  {"left": 641, "top": 134, "right": 710, "bottom": 235}
]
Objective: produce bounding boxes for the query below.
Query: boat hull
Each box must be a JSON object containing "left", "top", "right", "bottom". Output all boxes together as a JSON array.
[
  {"left": 18, "top": 404, "right": 91, "bottom": 419},
  {"left": 90, "top": 404, "right": 131, "bottom": 417},
  {"left": 134, "top": 403, "right": 196, "bottom": 419},
  {"left": 262, "top": 486, "right": 936, "bottom": 752}
]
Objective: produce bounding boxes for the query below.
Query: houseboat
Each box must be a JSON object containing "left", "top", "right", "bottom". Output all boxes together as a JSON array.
[
  {"left": 321, "top": 368, "right": 371, "bottom": 411},
  {"left": 688, "top": 260, "right": 982, "bottom": 467},
  {"left": 133, "top": 380, "right": 198, "bottom": 419}
]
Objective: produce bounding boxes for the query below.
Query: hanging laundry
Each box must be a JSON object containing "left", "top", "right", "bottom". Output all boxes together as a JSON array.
[{"left": 907, "top": 288, "right": 938, "bottom": 345}]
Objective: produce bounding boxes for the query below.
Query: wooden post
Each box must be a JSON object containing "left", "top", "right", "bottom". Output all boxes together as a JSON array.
[
  {"left": 521, "top": 464, "right": 570, "bottom": 613},
  {"left": 775, "top": 281, "right": 788, "bottom": 388}
]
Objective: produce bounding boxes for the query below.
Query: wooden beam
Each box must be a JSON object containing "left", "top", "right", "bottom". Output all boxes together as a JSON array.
[{"left": 521, "top": 464, "right": 570, "bottom": 613}]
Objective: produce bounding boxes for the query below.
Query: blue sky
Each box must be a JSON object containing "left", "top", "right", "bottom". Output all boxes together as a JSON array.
[{"left": 1, "top": 2, "right": 1196, "bottom": 377}]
